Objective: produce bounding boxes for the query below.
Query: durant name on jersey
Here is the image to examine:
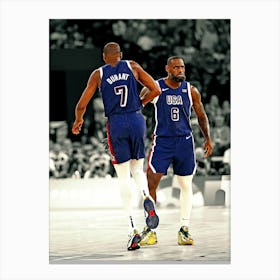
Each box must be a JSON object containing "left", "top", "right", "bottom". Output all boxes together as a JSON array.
[{"left": 106, "top": 73, "right": 130, "bottom": 84}]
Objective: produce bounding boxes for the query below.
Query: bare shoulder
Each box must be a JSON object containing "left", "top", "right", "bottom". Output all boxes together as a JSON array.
[
  {"left": 127, "top": 60, "right": 143, "bottom": 80},
  {"left": 190, "top": 84, "right": 201, "bottom": 101},
  {"left": 190, "top": 84, "right": 200, "bottom": 95},
  {"left": 91, "top": 68, "right": 101, "bottom": 79},
  {"left": 88, "top": 68, "right": 101, "bottom": 86},
  {"left": 128, "top": 60, "right": 137, "bottom": 66},
  {"left": 128, "top": 60, "right": 141, "bottom": 70}
]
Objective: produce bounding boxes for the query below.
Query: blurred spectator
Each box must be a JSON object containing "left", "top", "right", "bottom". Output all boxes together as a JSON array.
[
  {"left": 68, "top": 143, "right": 89, "bottom": 178},
  {"left": 195, "top": 147, "right": 211, "bottom": 176},
  {"left": 137, "top": 29, "right": 158, "bottom": 51},
  {"left": 50, "top": 21, "right": 68, "bottom": 49},
  {"left": 212, "top": 115, "right": 230, "bottom": 156},
  {"left": 60, "top": 138, "right": 73, "bottom": 156},
  {"left": 222, "top": 99, "right": 231, "bottom": 126},
  {"left": 191, "top": 119, "right": 205, "bottom": 149},
  {"left": 112, "top": 20, "right": 127, "bottom": 37},
  {"left": 84, "top": 145, "right": 111, "bottom": 178},
  {"left": 200, "top": 21, "right": 219, "bottom": 51},
  {"left": 49, "top": 143, "right": 70, "bottom": 178},
  {"left": 92, "top": 97, "right": 107, "bottom": 141},
  {"left": 64, "top": 24, "right": 84, "bottom": 48},
  {"left": 219, "top": 148, "right": 231, "bottom": 175},
  {"left": 84, "top": 36, "right": 94, "bottom": 49},
  {"left": 204, "top": 94, "right": 221, "bottom": 126}
]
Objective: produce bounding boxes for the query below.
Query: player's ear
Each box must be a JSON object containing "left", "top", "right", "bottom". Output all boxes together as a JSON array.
[
  {"left": 165, "top": 64, "right": 169, "bottom": 73},
  {"left": 120, "top": 52, "right": 123, "bottom": 59},
  {"left": 102, "top": 53, "right": 106, "bottom": 62}
]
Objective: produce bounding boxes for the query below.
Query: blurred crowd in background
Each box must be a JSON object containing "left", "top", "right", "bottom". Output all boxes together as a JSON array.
[{"left": 49, "top": 19, "right": 230, "bottom": 179}]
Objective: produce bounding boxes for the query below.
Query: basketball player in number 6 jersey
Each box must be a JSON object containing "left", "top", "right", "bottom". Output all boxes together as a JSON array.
[
  {"left": 72, "top": 42, "right": 161, "bottom": 251},
  {"left": 139, "top": 56, "right": 213, "bottom": 246}
]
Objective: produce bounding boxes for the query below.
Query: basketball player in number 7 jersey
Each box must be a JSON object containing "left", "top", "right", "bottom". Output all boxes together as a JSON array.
[{"left": 72, "top": 42, "right": 160, "bottom": 251}]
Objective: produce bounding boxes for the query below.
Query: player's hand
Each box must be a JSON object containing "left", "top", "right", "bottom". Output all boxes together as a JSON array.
[
  {"left": 72, "top": 119, "right": 84, "bottom": 135},
  {"left": 204, "top": 138, "right": 213, "bottom": 158}
]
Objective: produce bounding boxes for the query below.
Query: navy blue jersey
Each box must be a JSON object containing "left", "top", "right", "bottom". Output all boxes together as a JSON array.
[
  {"left": 152, "top": 79, "right": 193, "bottom": 137},
  {"left": 99, "top": 60, "right": 141, "bottom": 117}
]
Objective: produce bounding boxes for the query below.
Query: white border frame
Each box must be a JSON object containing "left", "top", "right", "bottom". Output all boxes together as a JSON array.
[{"left": 1, "top": 0, "right": 279, "bottom": 279}]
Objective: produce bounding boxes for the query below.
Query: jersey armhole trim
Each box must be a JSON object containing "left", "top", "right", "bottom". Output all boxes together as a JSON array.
[
  {"left": 125, "top": 60, "right": 133, "bottom": 71},
  {"left": 98, "top": 67, "right": 103, "bottom": 90},
  {"left": 187, "top": 82, "right": 193, "bottom": 107},
  {"left": 151, "top": 80, "right": 160, "bottom": 104},
  {"left": 99, "top": 67, "right": 103, "bottom": 79}
]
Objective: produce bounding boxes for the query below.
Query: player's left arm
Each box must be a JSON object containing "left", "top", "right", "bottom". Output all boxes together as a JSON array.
[
  {"left": 191, "top": 85, "right": 213, "bottom": 158},
  {"left": 129, "top": 60, "right": 161, "bottom": 106}
]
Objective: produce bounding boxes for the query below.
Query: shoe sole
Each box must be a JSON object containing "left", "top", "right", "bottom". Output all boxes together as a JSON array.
[
  {"left": 178, "top": 242, "right": 194, "bottom": 246},
  {"left": 178, "top": 240, "right": 194, "bottom": 245},
  {"left": 127, "top": 234, "right": 141, "bottom": 251},
  {"left": 144, "top": 199, "right": 159, "bottom": 229},
  {"left": 140, "top": 240, "right": 157, "bottom": 246}
]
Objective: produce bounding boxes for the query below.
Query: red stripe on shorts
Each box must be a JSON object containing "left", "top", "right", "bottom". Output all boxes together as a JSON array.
[{"left": 106, "top": 122, "right": 117, "bottom": 164}]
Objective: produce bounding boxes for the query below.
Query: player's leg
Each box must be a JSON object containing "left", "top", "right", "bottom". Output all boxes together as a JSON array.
[
  {"left": 139, "top": 169, "right": 163, "bottom": 246},
  {"left": 129, "top": 158, "right": 150, "bottom": 198},
  {"left": 177, "top": 175, "right": 193, "bottom": 228},
  {"left": 106, "top": 116, "right": 142, "bottom": 250},
  {"left": 128, "top": 113, "right": 159, "bottom": 229},
  {"left": 140, "top": 137, "right": 171, "bottom": 245},
  {"left": 173, "top": 135, "right": 196, "bottom": 245},
  {"left": 130, "top": 159, "right": 159, "bottom": 229},
  {"left": 173, "top": 175, "right": 194, "bottom": 245},
  {"left": 146, "top": 136, "right": 171, "bottom": 202},
  {"left": 146, "top": 168, "right": 163, "bottom": 203},
  {"left": 113, "top": 160, "right": 141, "bottom": 250},
  {"left": 113, "top": 160, "right": 136, "bottom": 232},
  {"left": 128, "top": 113, "right": 147, "bottom": 195}
]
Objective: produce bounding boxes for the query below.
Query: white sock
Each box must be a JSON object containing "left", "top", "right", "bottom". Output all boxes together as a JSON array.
[
  {"left": 114, "top": 160, "right": 137, "bottom": 233},
  {"left": 130, "top": 159, "right": 152, "bottom": 200},
  {"left": 177, "top": 175, "right": 193, "bottom": 228}
]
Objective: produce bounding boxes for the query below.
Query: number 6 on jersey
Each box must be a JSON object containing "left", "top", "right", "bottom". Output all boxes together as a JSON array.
[{"left": 171, "top": 107, "right": 179, "bottom": 121}]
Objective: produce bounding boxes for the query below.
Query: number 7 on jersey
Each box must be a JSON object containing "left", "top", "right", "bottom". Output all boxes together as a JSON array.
[{"left": 114, "top": 85, "right": 128, "bottom": 107}]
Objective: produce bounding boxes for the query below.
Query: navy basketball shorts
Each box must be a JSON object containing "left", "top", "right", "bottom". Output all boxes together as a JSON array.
[
  {"left": 148, "top": 134, "right": 196, "bottom": 176},
  {"left": 106, "top": 111, "right": 146, "bottom": 164}
]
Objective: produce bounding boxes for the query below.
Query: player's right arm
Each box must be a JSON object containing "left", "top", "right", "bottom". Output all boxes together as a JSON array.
[
  {"left": 129, "top": 61, "right": 161, "bottom": 106},
  {"left": 72, "top": 69, "right": 100, "bottom": 135}
]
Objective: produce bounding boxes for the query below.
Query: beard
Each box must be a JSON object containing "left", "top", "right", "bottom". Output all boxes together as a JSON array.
[{"left": 170, "top": 73, "right": 186, "bottom": 82}]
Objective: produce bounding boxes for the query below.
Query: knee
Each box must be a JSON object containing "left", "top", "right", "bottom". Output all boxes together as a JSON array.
[
  {"left": 177, "top": 175, "right": 193, "bottom": 191},
  {"left": 130, "top": 165, "right": 143, "bottom": 177},
  {"left": 130, "top": 159, "right": 144, "bottom": 177}
]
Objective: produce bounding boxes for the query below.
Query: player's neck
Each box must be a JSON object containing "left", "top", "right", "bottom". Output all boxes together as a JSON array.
[
  {"left": 164, "top": 77, "right": 181, "bottom": 89},
  {"left": 105, "top": 57, "right": 121, "bottom": 67}
]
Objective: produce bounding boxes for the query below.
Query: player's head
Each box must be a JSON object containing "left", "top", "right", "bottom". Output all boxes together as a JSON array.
[
  {"left": 166, "top": 56, "right": 186, "bottom": 82},
  {"left": 103, "top": 42, "right": 122, "bottom": 62}
]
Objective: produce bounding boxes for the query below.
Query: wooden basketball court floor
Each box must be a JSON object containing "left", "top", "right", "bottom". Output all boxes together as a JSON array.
[{"left": 49, "top": 206, "right": 230, "bottom": 264}]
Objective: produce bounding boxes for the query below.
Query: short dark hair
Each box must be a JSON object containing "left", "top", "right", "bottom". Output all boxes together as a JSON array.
[
  {"left": 103, "top": 42, "right": 121, "bottom": 54},
  {"left": 167, "top": 56, "right": 184, "bottom": 65}
]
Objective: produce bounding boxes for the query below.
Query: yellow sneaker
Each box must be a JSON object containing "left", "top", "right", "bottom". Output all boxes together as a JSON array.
[
  {"left": 140, "top": 226, "right": 157, "bottom": 246},
  {"left": 178, "top": 226, "right": 194, "bottom": 245}
]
